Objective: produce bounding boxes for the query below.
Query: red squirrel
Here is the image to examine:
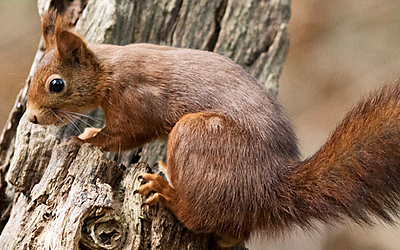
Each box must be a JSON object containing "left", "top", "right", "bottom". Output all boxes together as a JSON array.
[{"left": 25, "top": 13, "right": 400, "bottom": 248}]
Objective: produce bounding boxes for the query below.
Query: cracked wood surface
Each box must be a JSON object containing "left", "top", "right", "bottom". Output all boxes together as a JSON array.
[{"left": 0, "top": 0, "right": 291, "bottom": 249}]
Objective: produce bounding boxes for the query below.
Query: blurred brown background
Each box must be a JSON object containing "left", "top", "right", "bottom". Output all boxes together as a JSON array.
[
  {"left": 0, "top": 0, "right": 40, "bottom": 125},
  {"left": 1, "top": 0, "right": 399, "bottom": 249}
]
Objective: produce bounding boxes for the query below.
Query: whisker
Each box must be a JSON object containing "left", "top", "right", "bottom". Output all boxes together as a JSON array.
[
  {"left": 117, "top": 142, "right": 121, "bottom": 163},
  {"left": 98, "top": 130, "right": 118, "bottom": 140},
  {"left": 51, "top": 110, "right": 79, "bottom": 134},
  {"left": 60, "top": 110, "right": 103, "bottom": 123},
  {"left": 64, "top": 112, "right": 118, "bottom": 140},
  {"left": 60, "top": 112, "right": 82, "bottom": 134},
  {"left": 51, "top": 110, "right": 64, "bottom": 124},
  {"left": 64, "top": 113, "right": 94, "bottom": 127}
]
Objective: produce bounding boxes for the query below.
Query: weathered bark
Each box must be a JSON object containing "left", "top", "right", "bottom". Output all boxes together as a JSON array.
[{"left": 0, "top": 0, "right": 290, "bottom": 249}]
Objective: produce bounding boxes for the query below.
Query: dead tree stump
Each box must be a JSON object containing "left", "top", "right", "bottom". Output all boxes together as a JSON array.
[{"left": 0, "top": 0, "right": 291, "bottom": 249}]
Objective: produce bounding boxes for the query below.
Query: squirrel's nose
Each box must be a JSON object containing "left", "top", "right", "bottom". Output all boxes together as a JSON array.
[
  {"left": 29, "top": 115, "right": 38, "bottom": 124},
  {"left": 25, "top": 106, "right": 39, "bottom": 124}
]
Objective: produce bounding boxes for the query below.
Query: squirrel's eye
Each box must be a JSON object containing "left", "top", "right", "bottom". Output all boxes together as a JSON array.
[{"left": 49, "top": 78, "right": 64, "bottom": 93}]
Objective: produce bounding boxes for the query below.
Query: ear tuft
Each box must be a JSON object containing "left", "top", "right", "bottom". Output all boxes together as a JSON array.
[
  {"left": 41, "top": 9, "right": 74, "bottom": 51},
  {"left": 42, "top": 9, "right": 57, "bottom": 50}
]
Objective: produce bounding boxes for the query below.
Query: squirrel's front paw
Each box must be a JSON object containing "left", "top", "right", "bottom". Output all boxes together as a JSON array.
[
  {"left": 62, "top": 136, "right": 86, "bottom": 147},
  {"left": 78, "top": 127, "right": 101, "bottom": 140}
]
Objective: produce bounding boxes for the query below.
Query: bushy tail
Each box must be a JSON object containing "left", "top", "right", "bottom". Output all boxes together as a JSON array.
[{"left": 286, "top": 83, "right": 400, "bottom": 228}]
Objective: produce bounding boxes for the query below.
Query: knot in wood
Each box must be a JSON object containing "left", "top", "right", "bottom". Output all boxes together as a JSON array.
[{"left": 80, "top": 210, "right": 125, "bottom": 250}]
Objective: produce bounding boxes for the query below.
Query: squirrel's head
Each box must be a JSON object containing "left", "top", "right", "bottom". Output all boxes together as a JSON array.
[{"left": 26, "top": 11, "right": 105, "bottom": 125}]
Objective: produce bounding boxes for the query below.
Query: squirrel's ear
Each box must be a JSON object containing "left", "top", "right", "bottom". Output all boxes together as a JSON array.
[{"left": 55, "top": 30, "right": 88, "bottom": 65}]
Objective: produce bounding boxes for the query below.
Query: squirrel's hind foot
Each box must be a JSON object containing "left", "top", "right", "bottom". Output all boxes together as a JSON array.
[{"left": 134, "top": 173, "right": 178, "bottom": 210}]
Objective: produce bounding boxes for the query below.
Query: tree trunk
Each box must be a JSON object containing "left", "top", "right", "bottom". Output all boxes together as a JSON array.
[{"left": 0, "top": 0, "right": 290, "bottom": 249}]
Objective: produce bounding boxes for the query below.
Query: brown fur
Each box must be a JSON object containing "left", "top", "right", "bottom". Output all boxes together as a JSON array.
[{"left": 27, "top": 13, "right": 400, "bottom": 247}]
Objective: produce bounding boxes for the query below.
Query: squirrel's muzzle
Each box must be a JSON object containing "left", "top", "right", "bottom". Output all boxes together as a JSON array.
[
  {"left": 25, "top": 111, "right": 39, "bottom": 124},
  {"left": 25, "top": 104, "right": 41, "bottom": 124},
  {"left": 29, "top": 115, "right": 38, "bottom": 124}
]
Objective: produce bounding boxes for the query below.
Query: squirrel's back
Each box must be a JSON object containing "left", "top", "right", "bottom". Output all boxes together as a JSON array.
[{"left": 93, "top": 42, "right": 296, "bottom": 140}]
